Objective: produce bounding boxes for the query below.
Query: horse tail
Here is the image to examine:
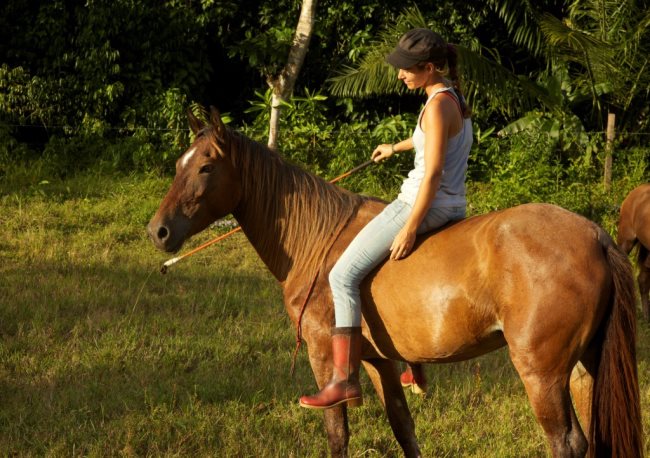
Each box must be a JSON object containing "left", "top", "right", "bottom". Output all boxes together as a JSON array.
[{"left": 589, "top": 228, "right": 643, "bottom": 457}]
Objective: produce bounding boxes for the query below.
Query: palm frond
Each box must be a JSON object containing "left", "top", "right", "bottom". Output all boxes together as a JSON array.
[
  {"left": 328, "top": 5, "right": 558, "bottom": 117},
  {"left": 327, "top": 6, "right": 427, "bottom": 98},
  {"left": 457, "top": 45, "right": 558, "bottom": 116},
  {"left": 485, "top": 0, "right": 546, "bottom": 56},
  {"left": 540, "top": 13, "right": 617, "bottom": 78}
]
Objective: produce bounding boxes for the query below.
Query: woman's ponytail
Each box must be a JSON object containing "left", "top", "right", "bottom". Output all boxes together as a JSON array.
[{"left": 446, "top": 43, "right": 471, "bottom": 118}]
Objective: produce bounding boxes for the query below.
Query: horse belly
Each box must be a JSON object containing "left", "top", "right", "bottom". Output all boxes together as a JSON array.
[{"left": 361, "top": 242, "right": 504, "bottom": 362}]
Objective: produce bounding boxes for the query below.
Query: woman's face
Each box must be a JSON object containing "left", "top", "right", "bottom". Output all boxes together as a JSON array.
[{"left": 397, "top": 63, "right": 433, "bottom": 90}]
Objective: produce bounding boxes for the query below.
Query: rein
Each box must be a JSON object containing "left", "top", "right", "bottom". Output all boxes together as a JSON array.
[
  {"left": 290, "top": 269, "right": 319, "bottom": 376},
  {"left": 288, "top": 160, "right": 374, "bottom": 375},
  {"left": 289, "top": 210, "right": 356, "bottom": 376}
]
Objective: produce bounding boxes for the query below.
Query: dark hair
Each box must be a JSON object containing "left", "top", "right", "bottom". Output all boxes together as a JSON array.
[
  {"left": 418, "top": 43, "right": 471, "bottom": 118},
  {"left": 441, "top": 43, "right": 471, "bottom": 118}
]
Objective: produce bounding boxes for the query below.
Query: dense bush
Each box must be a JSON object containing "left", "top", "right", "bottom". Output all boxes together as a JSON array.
[{"left": 466, "top": 129, "right": 647, "bottom": 232}]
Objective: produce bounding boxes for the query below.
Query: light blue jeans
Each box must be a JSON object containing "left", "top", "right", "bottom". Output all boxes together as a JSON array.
[{"left": 330, "top": 199, "right": 465, "bottom": 327}]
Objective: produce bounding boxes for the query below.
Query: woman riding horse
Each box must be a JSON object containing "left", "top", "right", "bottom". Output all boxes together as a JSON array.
[{"left": 299, "top": 28, "right": 473, "bottom": 409}]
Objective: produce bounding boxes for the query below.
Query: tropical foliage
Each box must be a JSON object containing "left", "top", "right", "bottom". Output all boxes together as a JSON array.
[{"left": 0, "top": 0, "right": 647, "bottom": 184}]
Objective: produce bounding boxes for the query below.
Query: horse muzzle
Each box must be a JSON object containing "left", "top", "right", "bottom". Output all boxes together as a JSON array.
[{"left": 146, "top": 218, "right": 189, "bottom": 253}]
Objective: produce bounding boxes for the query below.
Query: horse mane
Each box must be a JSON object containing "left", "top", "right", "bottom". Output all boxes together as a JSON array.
[{"left": 212, "top": 126, "right": 369, "bottom": 281}]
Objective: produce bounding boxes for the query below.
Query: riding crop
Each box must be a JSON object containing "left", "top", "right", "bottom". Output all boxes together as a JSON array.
[{"left": 159, "top": 159, "right": 375, "bottom": 274}]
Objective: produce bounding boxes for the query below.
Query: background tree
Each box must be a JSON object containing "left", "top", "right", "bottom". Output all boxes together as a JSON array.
[{"left": 266, "top": 0, "right": 317, "bottom": 150}]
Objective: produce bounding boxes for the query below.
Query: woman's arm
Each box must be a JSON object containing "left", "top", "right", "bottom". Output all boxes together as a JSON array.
[
  {"left": 389, "top": 98, "right": 452, "bottom": 260},
  {"left": 371, "top": 138, "right": 414, "bottom": 162}
]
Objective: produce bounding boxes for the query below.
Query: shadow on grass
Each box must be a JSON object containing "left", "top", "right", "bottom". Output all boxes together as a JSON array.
[{"left": 0, "top": 256, "right": 319, "bottom": 452}]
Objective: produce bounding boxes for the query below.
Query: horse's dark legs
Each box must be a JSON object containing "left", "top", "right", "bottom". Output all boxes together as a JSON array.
[
  {"left": 638, "top": 247, "right": 649, "bottom": 320},
  {"left": 638, "top": 267, "right": 649, "bottom": 321},
  {"left": 617, "top": 238, "right": 635, "bottom": 255},
  {"left": 323, "top": 406, "right": 350, "bottom": 457},
  {"left": 362, "top": 358, "right": 421, "bottom": 457},
  {"left": 616, "top": 216, "right": 636, "bottom": 256},
  {"left": 618, "top": 237, "right": 650, "bottom": 320},
  {"left": 305, "top": 334, "right": 351, "bottom": 457}
]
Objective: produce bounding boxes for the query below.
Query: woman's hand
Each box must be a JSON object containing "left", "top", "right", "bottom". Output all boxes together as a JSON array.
[
  {"left": 371, "top": 144, "right": 395, "bottom": 162},
  {"left": 390, "top": 226, "right": 417, "bottom": 260}
]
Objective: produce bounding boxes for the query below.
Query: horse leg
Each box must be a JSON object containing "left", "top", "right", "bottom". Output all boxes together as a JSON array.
[
  {"left": 322, "top": 407, "right": 350, "bottom": 457},
  {"left": 569, "top": 343, "right": 599, "bottom": 435},
  {"left": 638, "top": 247, "right": 650, "bottom": 320},
  {"left": 510, "top": 353, "right": 587, "bottom": 457},
  {"left": 362, "top": 358, "right": 421, "bottom": 457},
  {"left": 569, "top": 363, "right": 592, "bottom": 433},
  {"left": 638, "top": 267, "right": 649, "bottom": 321},
  {"left": 616, "top": 227, "right": 635, "bottom": 254},
  {"left": 305, "top": 334, "right": 351, "bottom": 457}
]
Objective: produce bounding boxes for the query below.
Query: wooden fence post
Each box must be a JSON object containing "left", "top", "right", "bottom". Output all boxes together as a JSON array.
[{"left": 603, "top": 112, "right": 615, "bottom": 191}]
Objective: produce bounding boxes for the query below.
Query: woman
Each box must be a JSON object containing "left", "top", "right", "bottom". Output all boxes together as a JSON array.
[{"left": 300, "top": 28, "right": 473, "bottom": 409}]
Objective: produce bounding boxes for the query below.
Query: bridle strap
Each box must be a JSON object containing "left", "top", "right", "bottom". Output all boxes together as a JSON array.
[{"left": 289, "top": 267, "right": 319, "bottom": 376}]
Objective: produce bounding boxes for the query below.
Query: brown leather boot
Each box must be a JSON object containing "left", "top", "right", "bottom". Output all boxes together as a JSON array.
[
  {"left": 299, "top": 327, "right": 363, "bottom": 409},
  {"left": 400, "top": 363, "right": 427, "bottom": 394}
]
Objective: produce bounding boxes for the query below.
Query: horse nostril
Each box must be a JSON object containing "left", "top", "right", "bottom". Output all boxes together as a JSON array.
[{"left": 157, "top": 226, "right": 169, "bottom": 241}]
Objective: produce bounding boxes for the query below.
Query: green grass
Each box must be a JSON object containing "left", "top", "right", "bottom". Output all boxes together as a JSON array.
[{"left": 1, "top": 170, "right": 649, "bottom": 456}]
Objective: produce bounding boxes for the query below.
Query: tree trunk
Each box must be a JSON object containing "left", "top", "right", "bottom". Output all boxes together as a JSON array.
[
  {"left": 267, "top": 0, "right": 318, "bottom": 150},
  {"left": 603, "top": 112, "right": 615, "bottom": 191}
]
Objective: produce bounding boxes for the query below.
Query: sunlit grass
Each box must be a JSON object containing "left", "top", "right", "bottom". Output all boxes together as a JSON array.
[{"left": 1, "top": 171, "right": 648, "bottom": 456}]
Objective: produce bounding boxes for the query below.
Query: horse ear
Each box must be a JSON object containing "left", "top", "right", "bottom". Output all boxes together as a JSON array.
[
  {"left": 209, "top": 106, "right": 226, "bottom": 137},
  {"left": 187, "top": 108, "right": 205, "bottom": 135}
]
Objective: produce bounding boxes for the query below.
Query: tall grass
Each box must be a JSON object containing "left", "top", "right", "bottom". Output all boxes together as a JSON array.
[{"left": 1, "top": 169, "right": 649, "bottom": 456}]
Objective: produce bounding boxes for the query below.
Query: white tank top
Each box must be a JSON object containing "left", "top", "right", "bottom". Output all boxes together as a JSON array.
[{"left": 397, "top": 87, "right": 472, "bottom": 208}]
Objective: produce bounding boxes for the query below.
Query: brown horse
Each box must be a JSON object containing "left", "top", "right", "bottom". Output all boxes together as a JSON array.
[
  {"left": 147, "top": 109, "right": 643, "bottom": 458},
  {"left": 618, "top": 183, "right": 650, "bottom": 320}
]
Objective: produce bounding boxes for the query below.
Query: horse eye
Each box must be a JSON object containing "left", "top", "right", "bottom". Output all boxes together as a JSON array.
[{"left": 199, "top": 164, "right": 213, "bottom": 174}]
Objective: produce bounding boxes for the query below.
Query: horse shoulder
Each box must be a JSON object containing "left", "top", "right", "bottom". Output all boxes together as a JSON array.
[{"left": 619, "top": 184, "right": 650, "bottom": 246}]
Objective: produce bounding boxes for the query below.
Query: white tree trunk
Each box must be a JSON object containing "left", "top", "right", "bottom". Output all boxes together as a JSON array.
[{"left": 267, "top": 0, "right": 317, "bottom": 150}]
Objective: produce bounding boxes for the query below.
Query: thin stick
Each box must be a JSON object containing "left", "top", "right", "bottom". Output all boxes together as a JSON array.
[
  {"left": 329, "top": 160, "right": 374, "bottom": 184},
  {"left": 160, "top": 227, "right": 241, "bottom": 274},
  {"left": 159, "top": 159, "right": 375, "bottom": 274}
]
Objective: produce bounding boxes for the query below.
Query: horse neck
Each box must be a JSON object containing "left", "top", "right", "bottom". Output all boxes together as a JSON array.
[{"left": 229, "top": 135, "right": 363, "bottom": 283}]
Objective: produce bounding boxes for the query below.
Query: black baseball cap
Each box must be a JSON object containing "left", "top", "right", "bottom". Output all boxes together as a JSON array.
[{"left": 385, "top": 28, "right": 447, "bottom": 69}]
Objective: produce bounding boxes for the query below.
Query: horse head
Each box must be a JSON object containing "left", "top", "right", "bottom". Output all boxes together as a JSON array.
[{"left": 147, "top": 107, "right": 242, "bottom": 252}]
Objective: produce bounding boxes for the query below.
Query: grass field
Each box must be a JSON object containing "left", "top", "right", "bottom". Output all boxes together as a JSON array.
[{"left": 1, "top": 171, "right": 649, "bottom": 457}]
